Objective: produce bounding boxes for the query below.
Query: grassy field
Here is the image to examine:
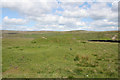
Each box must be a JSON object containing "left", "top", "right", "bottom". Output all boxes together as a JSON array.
[{"left": 2, "top": 30, "right": 119, "bottom": 78}]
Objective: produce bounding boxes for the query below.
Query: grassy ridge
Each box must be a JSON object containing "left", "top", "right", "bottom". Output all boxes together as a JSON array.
[{"left": 2, "top": 30, "right": 119, "bottom": 78}]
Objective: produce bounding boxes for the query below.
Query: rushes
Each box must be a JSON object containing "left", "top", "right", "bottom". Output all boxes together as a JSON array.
[
  {"left": 74, "top": 54, "right": 98, "bottom": 67},
  {"left": 74, "top": 55, "right": 80, "bottom": 61}
]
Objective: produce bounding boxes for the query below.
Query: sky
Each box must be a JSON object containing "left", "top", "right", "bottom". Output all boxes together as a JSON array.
[{"left": 0, "top": 0, "right": 119, "bottom": 31}]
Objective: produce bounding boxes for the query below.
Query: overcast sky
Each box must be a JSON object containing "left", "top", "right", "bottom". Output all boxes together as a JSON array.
[{"left": 0, "top": 0, "right": 119, "bottom": 31}]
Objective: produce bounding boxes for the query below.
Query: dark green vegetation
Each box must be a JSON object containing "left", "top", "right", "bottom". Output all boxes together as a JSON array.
[{"left": 2, "top": 30, "right": 119, "bottom": 78}]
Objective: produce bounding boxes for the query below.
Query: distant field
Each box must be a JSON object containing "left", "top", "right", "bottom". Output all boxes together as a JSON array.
[{"left": 2, "top": 30, "right": 119, "bottom": 78}]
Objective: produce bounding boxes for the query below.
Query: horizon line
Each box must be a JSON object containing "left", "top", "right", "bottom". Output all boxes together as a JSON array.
[{"left": 0, "top": 30, "right": 119, "bottom": 32}]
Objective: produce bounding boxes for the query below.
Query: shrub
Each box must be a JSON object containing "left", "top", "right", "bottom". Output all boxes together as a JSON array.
[
  {"left": 74, "top": 55, "right": 80, "bottom": 61},
  {"left": 15, "top": 46, "right": 19, "bottom": 48},
  {"left": 31, "top": 41, "right": 36, "bottom": 43},
  {"left": 68, "top": 75, "right": 75, "bottom": 78}
]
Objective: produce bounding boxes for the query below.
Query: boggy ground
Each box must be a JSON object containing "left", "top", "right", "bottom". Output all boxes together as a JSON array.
[{"left": 2, "top": 30, "right": 119, "bottom": 78}]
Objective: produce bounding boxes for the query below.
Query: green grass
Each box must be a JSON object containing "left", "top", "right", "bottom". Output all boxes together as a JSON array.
[{"left": 2, "top": 30, "right": 119, "bottom": 78}]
